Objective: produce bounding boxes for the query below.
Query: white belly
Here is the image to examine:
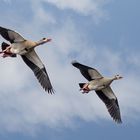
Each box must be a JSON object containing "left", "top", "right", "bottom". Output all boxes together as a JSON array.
[
  {"left": 88, "top": 78, "right": 112, "bottom": 91},
  {"left": 10, "top": 43, "right": 27, "bottom": 55},
  {"left": 88, "top": 83, "right": 105, "bottom": 91}
]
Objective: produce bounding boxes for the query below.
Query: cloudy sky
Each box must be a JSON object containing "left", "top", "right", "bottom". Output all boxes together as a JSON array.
[{"left": 0, "top": 0, "right": 140, "bottom": 139}]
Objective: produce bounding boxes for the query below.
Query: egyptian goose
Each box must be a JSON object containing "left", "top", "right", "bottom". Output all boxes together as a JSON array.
[
  {"left": 0, "top": 26, "right": 54, "bottom": 94},
  {"left": 72, "top": 60, "right": 123, "bottom": 124}
]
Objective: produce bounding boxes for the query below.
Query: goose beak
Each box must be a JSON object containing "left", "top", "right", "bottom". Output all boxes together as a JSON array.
[
  {"left": 46, "top": 38, "right": 52, "bottom": 42},
  {"left": 119, "top": 76, "right": 123, "bottom": 79}
]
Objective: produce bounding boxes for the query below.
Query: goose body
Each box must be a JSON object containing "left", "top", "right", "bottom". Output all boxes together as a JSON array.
[
  {"left": 86, "top": 77, "right": 120, "bottom": 91},
  {"left": 10, "top": 40, "right": 36, "bottom": 55},
  {"left": 0, "top": 26, "right": 54, "bottom": 93},
  {"left": 72, "top": 60, "right": 123, "bottom": 124}
]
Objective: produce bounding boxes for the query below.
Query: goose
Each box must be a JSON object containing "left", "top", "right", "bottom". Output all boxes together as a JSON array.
[
  {"left": 0, "top": 26, "right": 54, "bottom": 94},
  {"left": 72, "top": 60, "right": 123, "bottom": 124}
]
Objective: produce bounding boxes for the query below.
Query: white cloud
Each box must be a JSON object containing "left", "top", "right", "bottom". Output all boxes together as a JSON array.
[
  {"left": 0, "top": 58, "right": 30, "bottom": 91},
  {"left": 0, "top": 0, "right": 140, "bottom": 134},
  {"left": 28, "top": 0, "right": 110, "bottom": 23},
  {"left": 1, "top": 21, "right": 140, "bottom": 133},
  {"left": 30, "top": 1, "right": 56, "bottom": 26},
  {"left": 44, "top": 0, "right": 109, "bottom": 19}
]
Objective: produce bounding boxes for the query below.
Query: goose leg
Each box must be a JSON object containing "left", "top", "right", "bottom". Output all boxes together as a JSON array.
[
  {"left": 0, "top": 46, "right": 15, "bottom": 58},
  {"left": 3, "top": 46, "right": 11, "bottom": 52},
  {"left": 2, "top": 53, "right": 11, "bottom": 58},
  {"left": 1, "top": 53, "right": 12, "bottom": 58}
]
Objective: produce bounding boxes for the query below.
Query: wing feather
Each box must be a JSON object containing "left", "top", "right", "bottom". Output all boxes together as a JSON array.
[
  {"left": 21, "top": 50, "right": 54, "bottom": 94},
  {"left": 0, "top": 26, "right": 25, "bottom": 43},
  {"left": 96, "top": 87, "right": 122, "bottom": 123},
  {"left": 72, "top": 61, "right": 102, "bottom": 81}
]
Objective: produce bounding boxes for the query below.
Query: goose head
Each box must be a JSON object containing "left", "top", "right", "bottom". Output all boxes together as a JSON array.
[
  {"left": 36, "top": 38, "right": 52, "bottom": 46},
  {"left": 114, "top": 74, "right": 123, "bottom": 80}
]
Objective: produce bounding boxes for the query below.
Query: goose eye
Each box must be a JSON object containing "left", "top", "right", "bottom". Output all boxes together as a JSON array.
[{"left": 42, "top": 38, "right": 46, "bottom": 40}]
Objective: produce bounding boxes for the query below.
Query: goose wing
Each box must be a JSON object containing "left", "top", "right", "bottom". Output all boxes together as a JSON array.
[
  {"left": 21, "top": 50, "right": 54, "bottom": 94},
  {"left": 0, "top": 26, "right": 25, "bottom": 43},
  {"left": 96, "top": 87, "right": 122, "bottom": 123},
  {"left": 72, "top": 61, "right": 102, "bottom": 81}
]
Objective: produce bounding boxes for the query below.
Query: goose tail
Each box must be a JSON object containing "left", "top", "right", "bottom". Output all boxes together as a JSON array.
[
  {"left": 79, "top": 83, "right": 86, "bottom": 88},
  {"left": 1, "top": 42, "right": 17, "bottom": 57},
  {"left": 1, "top": 42, "right": 10, "bottom": 51}
]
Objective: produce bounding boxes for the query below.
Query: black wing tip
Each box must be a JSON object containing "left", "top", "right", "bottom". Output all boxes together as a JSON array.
[
  {"left": 71, "top": 60, "right": 78, "bottom": 64},
  {"left": 0, "top": 26, "right": 10, "bottom": 32},
  {"left": 0, "top": 26, "right": 5, "bottom": 30},
  {"left": 1, "top": 42, "right": 9, "bottom": 50},
  {"left": 114, "top": 118, "right": 122, "bottom": 124},
  {"left": 0, "top": 26, "right": 12, "bottom": 31},
  {"left": 109, "top": 110, "right": 122, "bottom": 124},
  {"left": 110, "top": 109, "right": 122, "bottom": 124},
  {"left": 0, "top": 26, "right": 5, "bottom": 28},
  {"left": 45, "top": 88, "right": 55, "bottom": 94},
  {"left": 71, "top": 60, "right": 80, "bottom": 67},
  {"left": 79, "top": 83, "right": 86, "bottom": 88}
]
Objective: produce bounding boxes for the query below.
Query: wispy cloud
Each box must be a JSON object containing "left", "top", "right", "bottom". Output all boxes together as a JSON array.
[
  {"left": 44, "top": 0, "right": 108, "bottom": 16},
  {"left": 0, "top": 0, "right": 140, "bottom": 135},
  {"left": 31, "top": 0, "right": 110, "bottom": 23}
]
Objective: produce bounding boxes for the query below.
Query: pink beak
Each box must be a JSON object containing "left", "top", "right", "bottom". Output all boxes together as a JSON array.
[{"left": 46, "top": 38, "right": 52, "bottom": 42}]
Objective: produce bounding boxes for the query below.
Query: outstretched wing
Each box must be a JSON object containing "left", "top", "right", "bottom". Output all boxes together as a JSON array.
[
  {"left": 0, "top": 26, "right": 25, "bottom": 43},
  {"left": 72, "top": 60, "right": 102, "bottom": 81},
  {"left": 96, "top": 87, "right": 122, "bottom": 123},
  {"left": 21, "top": 50, "right": 54, "bottom": 94}
]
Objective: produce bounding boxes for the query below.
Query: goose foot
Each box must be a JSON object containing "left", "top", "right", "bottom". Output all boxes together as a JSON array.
[
  {"left": 82, "top": 90, "right": 89, "bottom": 94},
  {"left": 2, "top": 53, "right": 13, "bottom": 58},
  {"left": 0, "top": 51, "right": 16, "bottom": 58}
]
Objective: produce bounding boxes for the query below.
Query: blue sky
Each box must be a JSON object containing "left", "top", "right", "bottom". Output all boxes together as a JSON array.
[{"left": 0, "top": 0, "right": 140, "bottom": 140}]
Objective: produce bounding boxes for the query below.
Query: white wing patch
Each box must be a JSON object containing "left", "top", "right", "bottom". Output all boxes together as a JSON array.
[
  {"left": 25, "top": 50, "right": 44, "bottom": 69},
  {"left": 102, "top": 87, "right": 116, "bottom": 100}
]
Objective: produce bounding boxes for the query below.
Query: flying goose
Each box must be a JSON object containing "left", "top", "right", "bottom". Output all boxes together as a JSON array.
[
  {"left": 72, "top": 60, "right": 123, "bottom": 124},
  {"left": 0, "top": 26, "right": 54, "bottom": 94}
]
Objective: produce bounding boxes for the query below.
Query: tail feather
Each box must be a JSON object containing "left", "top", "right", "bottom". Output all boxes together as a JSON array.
[
  {"left": 1, "top": 42, "right": 17, "bottom": 57},
  {"left": 79, "top": 83, "right": 86, "bottom": 88},
  {"left": 1, "top": 42, "right": 10, "bottom": 50}
]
